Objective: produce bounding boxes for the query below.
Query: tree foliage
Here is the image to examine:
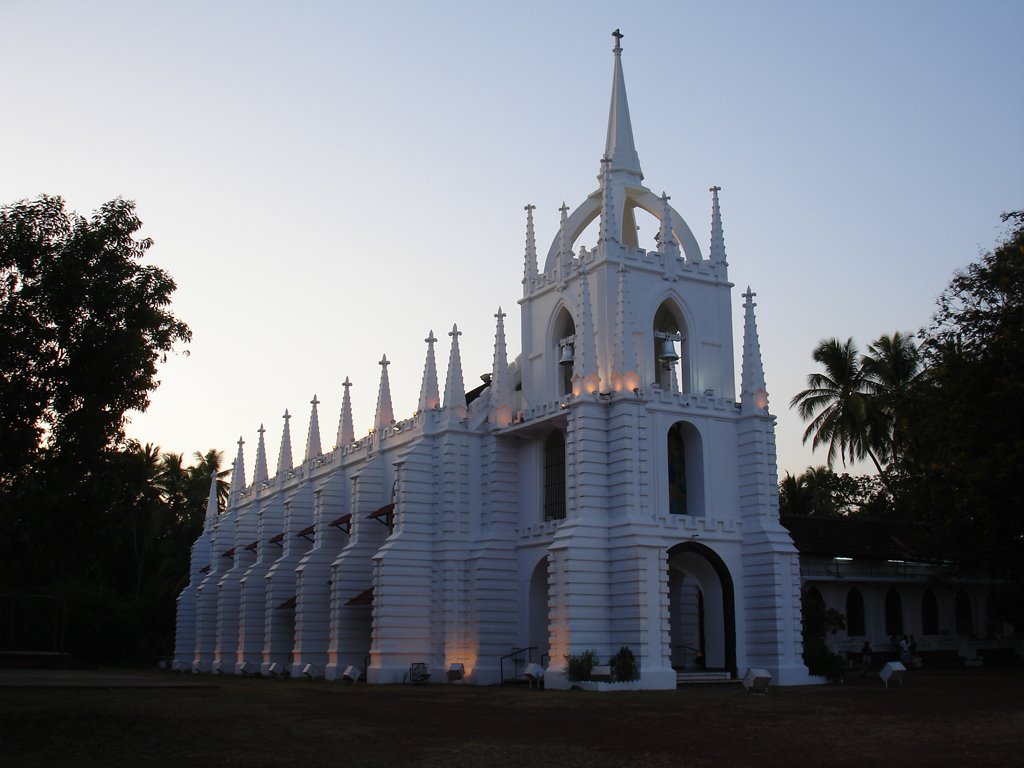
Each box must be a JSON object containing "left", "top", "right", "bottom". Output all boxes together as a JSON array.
[
  {"left": 0, "top": 195, "right": 211, "bottom": 661},
  {"left": 788, "top": 212, "right": 1024, "bottom": 584},
  {"left": 0, "top": 195, "right": 190, "bottom": 485}
]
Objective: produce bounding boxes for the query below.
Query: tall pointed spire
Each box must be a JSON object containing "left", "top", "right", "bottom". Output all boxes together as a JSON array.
[
  {"left": 613, "top": 263, "right": 640, "bottom": 393},
  {"left": 523, "top": 204, "right": 538, "bottom": 287},
  {"left": 557, "top": 202, "right": 572, "bottom": 280},
  {"left": 375, "top": 356, "right": 394, "bottom": 427},
  {"left": 604, "top": 29, "right": 643, "bottom": 180},
  {"left": 658, "top": 191, "right": 679, "bottom": 257},
  {"left": 203, "top": 471, "right": 219, "bottom": 528},
  {"left": 443, "top": 324, "right": 467, "bottom": 419},
  {"left": 253, "top": 424, "right": 269, "bottom": 485},
  {"left": 418, "top": 332, "right": 441, "bottom": 412},
  {"left": 599, "top": 156, "right": 618, "bottom": 244},
  {"left": 490, "top": 308, "right": 512, "bottom": 427},
  {"left": 337, "top": 377, "right": 354, "bottom": 446},
  {"left": 573, "top": 263, "right": 600, "bottom": 394},
  {"left": 741, "top": 287, "right": 769, "bottom": 415},
  {"left": 709, "top": 186, "right": 728, "bottom": 265},
  {"left": 277, "top": 409, "right": 293, "bottom": 475},
  {"left": 228, "top": 436, "right": 246, "bottom": 505},
  {"left": 305, "top": 395, "right": 322, "bottom": 460}
]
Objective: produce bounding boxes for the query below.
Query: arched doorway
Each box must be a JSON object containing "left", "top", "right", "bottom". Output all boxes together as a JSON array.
[
  {"left": 527, "top": 557, "right": 550, "bottom": 663},
  {"left": 667, "top": 542, "right": 736, "bottom": 676}
]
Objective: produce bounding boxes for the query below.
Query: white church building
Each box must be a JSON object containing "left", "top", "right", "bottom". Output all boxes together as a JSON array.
[{"left": 174, "top": 32, "right": 814, "bottom": 689}]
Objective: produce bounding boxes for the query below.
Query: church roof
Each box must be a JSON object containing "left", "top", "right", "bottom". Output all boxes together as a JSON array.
[{"left": 782, "top": 516, "right": 938, "bottom": 563}]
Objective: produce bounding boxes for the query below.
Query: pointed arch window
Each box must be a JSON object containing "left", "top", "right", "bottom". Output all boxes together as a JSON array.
[
  {"left": 955, "top": 590, "right": 972, "bottom": 636},
  {"left": 846, "top": 588, "right": 865, "bottom": 637},
  {"left": 653, "top": 301, "right": 688, "bottom": 393},
  {"left": 553, "top": 309, "right": 577, "bottom": 397},
  {"left": 884, "top": 589, "right": 903, "bottom": 637},
  {"left": 921, "top": 589, "right": 939, "bottom": 635},
  {"left": 543, "top": 430, "right": 566, "bottom": 522}
]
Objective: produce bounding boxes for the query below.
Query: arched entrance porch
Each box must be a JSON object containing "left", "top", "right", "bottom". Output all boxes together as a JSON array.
[{"left": 667, "top": 542, "right": 736, "bottom": 677}]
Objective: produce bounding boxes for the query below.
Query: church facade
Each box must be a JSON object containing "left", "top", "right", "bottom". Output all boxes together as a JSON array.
[{"left": 174, "top": 33, "right": 813, "bottom": 688}]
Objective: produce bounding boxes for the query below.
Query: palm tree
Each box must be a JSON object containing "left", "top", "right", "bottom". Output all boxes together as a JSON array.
[
  {"left": 861, "top": 332, "right": 926, "bottom": 467},
  {"left": 790, "top": 338, "right": 887, "bottom": 476}
]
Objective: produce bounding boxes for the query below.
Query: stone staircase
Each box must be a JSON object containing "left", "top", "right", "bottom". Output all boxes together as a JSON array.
[{"left": 676, "top": 670, "right": 735, "bottom": 685}]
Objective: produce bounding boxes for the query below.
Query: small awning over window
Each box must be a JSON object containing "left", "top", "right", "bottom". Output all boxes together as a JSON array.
[
  {"left": 368, "top": 503, "right": 395, "bottom": 527},
  {"left": 296, "top": 524, "right": 315, "bottom": 540},
  {"left": 329, "top": 513, "right": 352, "bottom": 534},
  {"left": 222, "top": 547, "right": 236, "bottom": 558},
  {"left": 269, "top": 532, "right": 285, "bottom": 545},
  {"left": 345, "top": 588, "right": 373, "bottom": 606},
  {"left": 244, "top": 540, "right": 258, "bottom": 552},
  {"left": 199, "top": 565, "right": 210, "bottom": 574},
  {"left": 277, "top": 596, "right": 297, "bottom": 610}
]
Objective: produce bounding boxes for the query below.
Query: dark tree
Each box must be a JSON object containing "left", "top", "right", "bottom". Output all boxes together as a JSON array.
[
  {"left": 0, "top": 196, "right": 190, "bottom": 484},
  {"left": 914, "top": 211, "right": 1024, "bottom": 581}
]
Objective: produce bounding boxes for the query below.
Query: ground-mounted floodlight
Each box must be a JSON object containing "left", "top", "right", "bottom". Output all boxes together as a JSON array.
[
  {"left": 880, "top": 661, "right": 906, "bottom": 688},
  {"left": 447, "top": 663, "right": 465, "bottom": 682},
  {"left": 302, "top": 663, "right": 318, "bottom": 679},
  {"left": 525, "top": 662, "right": 545, "bottom": 689},
  {"left": 238, "top": 661, "right": 250, "bottom": 676},
  {"left": 342, "top": 665, "right": 360, "bottom": 683},
  {"left": 172, "top": 660, "right": 185, "bottom": 673},
  {"left": 742, "top": 668, "right": 772, "bottom": 694},
  {"left": 268, "top": 662, "right": 284, "bottom": 677},
  {"left": 213, "top": 661, "right": 224, "bottom": 676}
]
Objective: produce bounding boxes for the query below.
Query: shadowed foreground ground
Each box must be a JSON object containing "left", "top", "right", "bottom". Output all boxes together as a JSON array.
[{"left": 1, "top": 667, "right": 1021, "bottom": 767}]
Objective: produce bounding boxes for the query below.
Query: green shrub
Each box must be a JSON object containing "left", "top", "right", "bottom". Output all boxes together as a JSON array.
[
  {"left": 565, "top": 649, "right": 599, "bottom": 681},
  {"left": 608, "top": 646, "right": 638, "bottom": 681}
]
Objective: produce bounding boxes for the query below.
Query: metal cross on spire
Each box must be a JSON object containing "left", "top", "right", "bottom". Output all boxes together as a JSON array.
[{"left": 612, "top": 28, "right": 623, "bottom": 53}]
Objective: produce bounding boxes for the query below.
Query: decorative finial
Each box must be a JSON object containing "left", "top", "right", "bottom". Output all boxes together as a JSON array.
[
  {"left": 379, "top": 355, "right": 389, "bottom": 368},
  {"left": 425, "top": 330, "right": 437, "bottom": 347},
  {"left": 495, "top": 307, "right": 507, "bottom": 321},
  {"left": 310, "top": 394, "right": 320, "bottom": 407},
  {"left": 237, "top": 436, "right": 245, "bottom": 448},
  {"left": 559, "top": 202, "right": 569, "bottom": 216},
  {"left": 258, "top": 424, "right": 265, "bottom": 437},
  {"left": 612, "top": 28, "right": 623, "bottom": 53},
  {"left": 449, "top": 325, "right": 462, "bottom": 339},
  {"left": 343, "top": 376, "right": 352, "bottom": 392},
  {"left": 283, "top": 409, "right": 290, "bottom": 422},
  {"left": 743, "top": 286, "right": 756, "bottom": 304}
]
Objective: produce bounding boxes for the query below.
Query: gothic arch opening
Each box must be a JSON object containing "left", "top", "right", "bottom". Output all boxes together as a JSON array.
[
  {"left": 885, "top": 589, "right": 903, "bottom": 637},
  {"left": 527, "top": 557, "right": 550, "bottom": 663},
  {"left": 653, "top": 300, "right": 689, "bottom": 392},
  {"left": 667, "top": 421, "right": 704, "bottom": 516},
  {"left": 667, "top": 542, "right": 736, "bottom": 677},
  {"left": 955, "top": 590, "right": 973, "bottom": 636},
  {"left": 552, "top": 307, "right": 576, "bottom": 397},
  {"left": 922, "top": 589, "right": 939, "bottom": 635},
  {"left": 846, "top": 588, "right": 866, "bottom": 636}
]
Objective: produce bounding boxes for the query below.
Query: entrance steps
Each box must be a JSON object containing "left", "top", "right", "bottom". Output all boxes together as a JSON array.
[{"left": 676, "top": 670, "right": 735, "bottom": 685}]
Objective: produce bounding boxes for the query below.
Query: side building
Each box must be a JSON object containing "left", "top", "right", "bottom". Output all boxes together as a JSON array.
[{"left": 174, "top": 33, "right": 813, "bottom": 688}]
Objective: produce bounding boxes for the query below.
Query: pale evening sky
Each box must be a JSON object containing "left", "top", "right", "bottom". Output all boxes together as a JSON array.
[{"left": 2, "top": 1, "right": 1021, "bottom": 480}]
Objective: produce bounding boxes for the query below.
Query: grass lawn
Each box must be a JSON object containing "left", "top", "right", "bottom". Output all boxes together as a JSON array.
[{"left": 1, "top": 667, "right": 1021, "bottom": 767}]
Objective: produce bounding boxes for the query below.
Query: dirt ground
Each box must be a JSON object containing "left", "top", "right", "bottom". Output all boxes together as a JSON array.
[{"left": 1, "top": 667, "right": 1021, "bottom": 767}]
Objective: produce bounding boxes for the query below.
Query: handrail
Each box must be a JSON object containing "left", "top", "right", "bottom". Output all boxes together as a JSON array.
[{"left": 499, "top": 646, "right": 537, "bottom": 684}]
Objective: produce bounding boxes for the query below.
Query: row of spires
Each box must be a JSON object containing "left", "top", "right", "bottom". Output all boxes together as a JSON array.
[{"left": 223, "top": 312, "right": 514, "bottom": 505}]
